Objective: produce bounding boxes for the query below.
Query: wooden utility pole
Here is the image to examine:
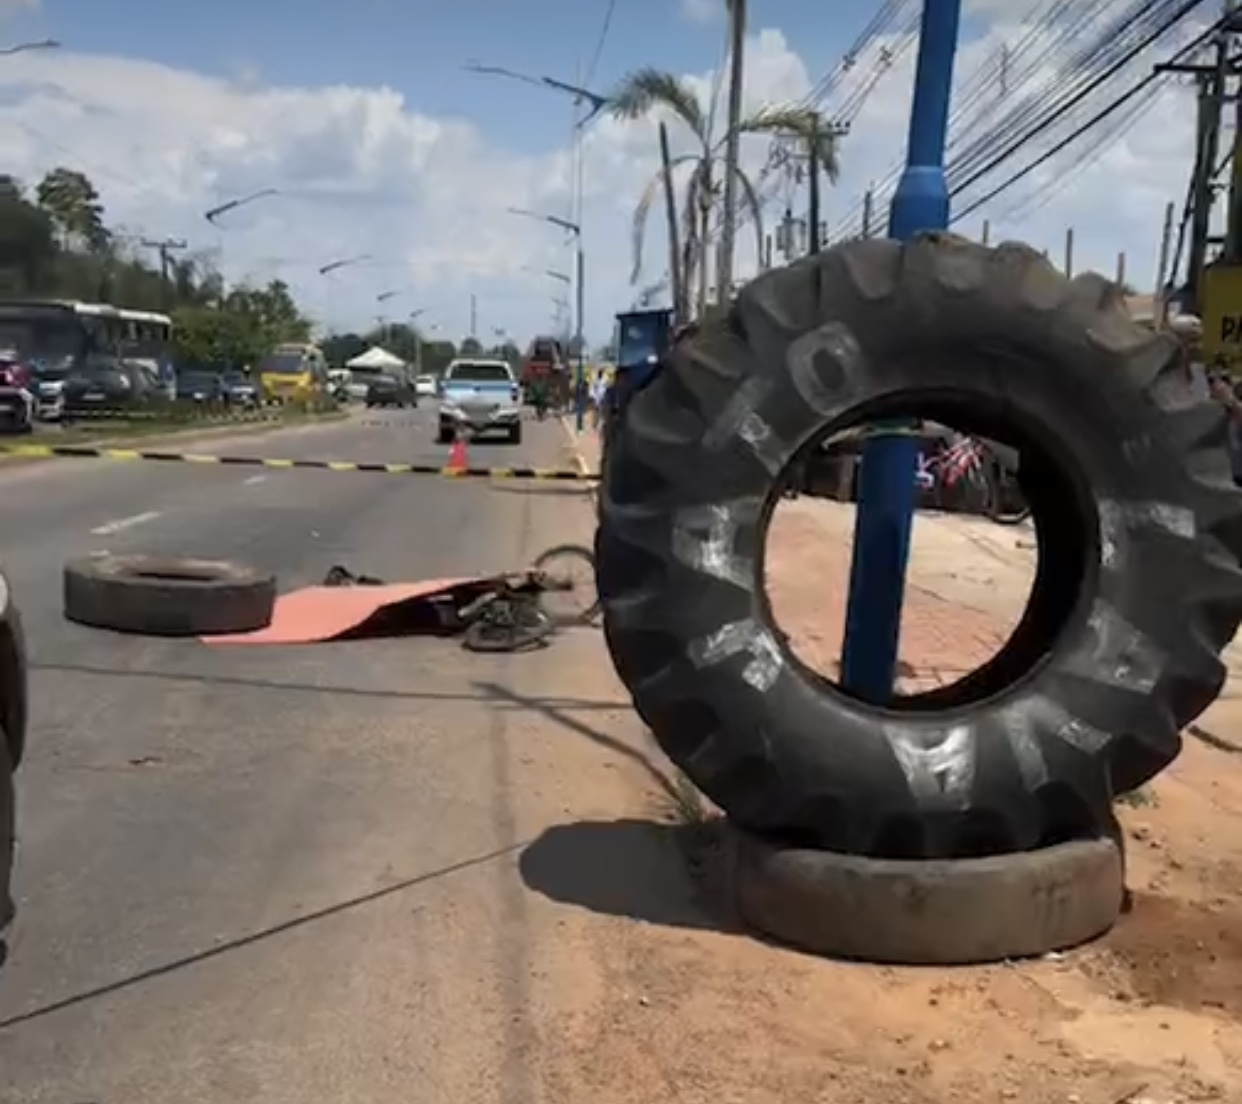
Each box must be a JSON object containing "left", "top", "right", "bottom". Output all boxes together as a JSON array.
[
  {"left": 807, "top": 145, "right": 822, "bottom": 254},
  {"left": 1063, "top": 227, "right": 1074, "bottom": 277},
  {"left": 1171, "top": 9, "right": 1233, "bottom": 312},
  {"left": 140, "top": 237, "right": 187, "bottom": 309},
  {"left": 1155, "top": 200, "right": 1175, "bottom": 298},
  {"left": 861, "top": 187, "right": 874, "bottom": 238},
  {"left": 716, "top": 0, "right": 747, "bottom": 303},
  {"left": 1226, "top": 2, "right": 1242, "bottom": 260},
  {"left": 658, "top": 122, "right": 685, "bottom": 324}
]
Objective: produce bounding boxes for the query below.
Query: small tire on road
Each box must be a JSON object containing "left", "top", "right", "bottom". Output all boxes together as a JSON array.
[
  {"left": 63, "top": 554, "right": 276, "bottom": 636},
  {"left": 0, "top": 730, "right": 14, "bottom": 933},
  {"left": 595, "top": 232, "right": 1242, "bottom": 857},
  {"left": 0, "top": 599, "right": 27, "bottom": 770},
  {"left": 733, "top": 823, "right": 1125, "bottom": 964},
  {"left": 509, "top": 423, "right": 522, "bottom": 445}
]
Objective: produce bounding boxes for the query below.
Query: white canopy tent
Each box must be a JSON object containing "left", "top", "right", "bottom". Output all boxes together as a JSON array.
[{"left": 345, "top": 346, "right": 406, "bottom": 371}]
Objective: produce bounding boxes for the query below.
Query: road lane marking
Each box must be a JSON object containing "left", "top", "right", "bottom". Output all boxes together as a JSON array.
[
  {"left": 90, "top": 510, "right": 160, "bottom": 535},
  {"left": 243, "top": 474, "right": 267, "bottom": 485}
]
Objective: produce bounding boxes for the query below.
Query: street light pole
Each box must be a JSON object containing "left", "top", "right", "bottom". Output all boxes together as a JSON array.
[
  {"left": 839, "top": 0, "right": 963, "bottom": 704},
  {"left": 0, "top": 40, "right": 61, "bottom": 57},
  {"left": 409, "top": 308, "right": 427, "bottom": 375},
  {"left": 204, "top": 188, "right": 279, "bottom": 224},
  {"left": 462, "top": 62, "right": 608, "bottom": 124},
  {"left": 318, "top": 255, "right": 370, "bottom": 276},
  {"left": 508, "top": 206, "right": 586, "bottom": 431}
]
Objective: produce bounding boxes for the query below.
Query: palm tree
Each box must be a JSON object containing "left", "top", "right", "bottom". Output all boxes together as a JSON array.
[{"left": 608, "top": 67, "right": 841, "bottom": 316}]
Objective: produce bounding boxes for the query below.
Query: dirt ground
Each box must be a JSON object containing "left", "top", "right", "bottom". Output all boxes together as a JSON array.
[{"left": 539, "top": 426, "right": 1242, "bottom": 1104}]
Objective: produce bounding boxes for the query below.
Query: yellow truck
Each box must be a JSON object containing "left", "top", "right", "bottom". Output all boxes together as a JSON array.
[
  {"left": 256, "top": 343, "right": 328, "bottom": 404},
  {"left": 1200, "top": 262, "right": 1242, "bottom": 370}
]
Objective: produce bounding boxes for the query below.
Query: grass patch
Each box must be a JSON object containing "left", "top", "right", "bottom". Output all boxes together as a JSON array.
[
  {"left": 1116, "top": 787, "right": 1156, "bottom": 808},
  {"left": 31, "top": 407, "right": 345, "bottom": 444}
]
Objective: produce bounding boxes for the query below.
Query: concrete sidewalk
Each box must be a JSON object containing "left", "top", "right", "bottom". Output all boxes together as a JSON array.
[{"left": 766, "top": 498, "right": 1035, "bottom": 691}]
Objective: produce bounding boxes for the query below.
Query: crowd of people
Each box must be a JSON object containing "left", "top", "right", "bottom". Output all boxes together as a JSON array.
[{"left": 1165, "top": 312, "right": 1242, "bottom": 488}]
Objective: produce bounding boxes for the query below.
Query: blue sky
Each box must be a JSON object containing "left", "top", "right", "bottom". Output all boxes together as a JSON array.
[
  {"left": 6, "top": 0, "right": 874, "bottom": 157},
  {"left": 0, "top": 0, "right": 1200, "bottom": 342}
]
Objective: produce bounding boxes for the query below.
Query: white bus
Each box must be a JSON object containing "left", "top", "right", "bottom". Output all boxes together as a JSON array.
[
  {"left": 70, "top": 302, "right": 175, "bottom": 395},
  {"left": 0, "top": 300, "right": 176, "bottom": 402}
]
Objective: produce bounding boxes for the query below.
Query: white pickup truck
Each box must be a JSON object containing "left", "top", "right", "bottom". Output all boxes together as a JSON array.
[{"left": 437, "top": 358, "right": 523, "bottom": 444}]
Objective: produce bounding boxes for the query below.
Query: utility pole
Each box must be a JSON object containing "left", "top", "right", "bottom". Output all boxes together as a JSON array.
[
  {"left": 1168, "top": 4, "right": 1233, "bottom": 313},
  {"left": 470, "top": 294, "right": 477, "bottom": 338},
  {"left": 804, "top": 119, "right": 848, "bottom": 255},
  {"left": 1226, "top": 0, "right": 1242, "bottom": 259},
  {"left": 777, "top": 207, "right": 797, "bottom": 262},
  {"left": 716, "top": 0, "right": 747, "bottom": 303},
  {"left": 1156, "top": 200, "right": 1176, "bottom": 304},
  {"left": 861, "top": 188, "right": 874, "bottom": 238},
  {"left": 140, "top": 237, "right": 187, "bottom": 309}
]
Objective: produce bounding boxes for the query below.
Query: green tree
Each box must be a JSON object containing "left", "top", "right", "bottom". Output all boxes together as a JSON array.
[
  {"left": 0, "top": 176, "right": 56, "bottom": 294},
  {"left": 221, "top": 280, "right": 312, "bottom": 350},
  {"left": 420, "top": 340, "right": 458, "bottom": 376},
  {"left": 172, "top": 305, "right": 265, "bottom": 369},
  {"left": 607, "top": 69, "right": 840, "bottom": 315},
  {"left": 459, "top": 336, "right": 483, "bottom": 355},
  {"left": 36, "top": 167, "right": 109, "bottom": 252},
  {"left": 7, "top": 163, "right": 319, "bottom": 360},
  {"left": 321, "top": 332, "right": 368, "bottom": 366}
]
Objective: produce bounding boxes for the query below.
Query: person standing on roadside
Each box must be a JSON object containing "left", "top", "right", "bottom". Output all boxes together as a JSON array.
[
  {"left": 1209, "top": 367, "right": 1242, "bottom": 488},
  {"left": 590, "top": 369, "right": 609, "bottom": 432}
]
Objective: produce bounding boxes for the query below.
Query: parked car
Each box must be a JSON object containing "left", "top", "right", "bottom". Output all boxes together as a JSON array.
[
  {"left": 31, "top": 360, "right": 70, "bottom": 420},
  {"left": 0, "top": 558, "right": 27, "bottom": 959},
  {"left": 222, "top": 371, "right": 260, "bottom": 408},
  {"left": 414, "top": 373, "right": 437, "bottom": 397},
  {"left": 365, "top": 374, "right": 416, "bottom": 408},
  {"left": 175, "top": 370, "right": 226, "bottom": 407},
  {"left": 0, "top": 358, "right": 33, "bottom": 434},
  {"left": 61, "top": 358, "right": 162, "bottom": 416}
]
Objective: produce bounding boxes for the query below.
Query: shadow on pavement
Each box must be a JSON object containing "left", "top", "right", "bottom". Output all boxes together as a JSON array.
[
  {"left": 486, "top": 483, "right": 593, "bottom": 499},
  {"left": 32, "top": 661, "right": 627, "bottom": 711},
  {"left": 474, "top": 679, "right": 681, "bottom": 803},
  {"left": 0, "top": 839, "right": 528, "bottom": 1030},
  {"left": 518, "top": 818, "right": 741, "bottom": 936}
]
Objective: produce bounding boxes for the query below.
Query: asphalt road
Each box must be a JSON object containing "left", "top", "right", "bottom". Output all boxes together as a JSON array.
[{"left": 0, "top": 405, "right": 616, "bottom": 1103}]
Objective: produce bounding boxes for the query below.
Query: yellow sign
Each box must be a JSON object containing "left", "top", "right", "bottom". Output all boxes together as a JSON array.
[{"left": 1201, "top": 263, "right": 1242, "bottom": 366}]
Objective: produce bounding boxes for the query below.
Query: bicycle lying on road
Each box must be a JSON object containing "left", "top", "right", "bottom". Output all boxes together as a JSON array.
[
  {"left": 456, "top": 544, "right": 601, "bottom": 652},
  {"left": 325, "top": 544, "right": 600, "bottom": 653}
]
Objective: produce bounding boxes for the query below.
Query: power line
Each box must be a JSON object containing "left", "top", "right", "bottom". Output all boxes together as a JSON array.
[
  {"left": 834, "top": 0, "right": 1210, "bottom": 240},
  {"left": 831, "top": 0, "right": 1111, "bottom": 238},
  {"left": 583, "top": 0, "right": 619, "bottom": 87},
  {"left": 950, "top": 0, "right": 1214, "bottom": 208}
]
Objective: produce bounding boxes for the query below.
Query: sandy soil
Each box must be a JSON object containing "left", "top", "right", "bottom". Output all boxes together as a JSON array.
[{"left": 535, "top": 437, "right": 1242, "bottom": 1104}]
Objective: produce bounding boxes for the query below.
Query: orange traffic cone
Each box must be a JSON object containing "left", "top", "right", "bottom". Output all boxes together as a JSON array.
[{"left": 447, "top": 431, "right": 468, "bottom": 471}]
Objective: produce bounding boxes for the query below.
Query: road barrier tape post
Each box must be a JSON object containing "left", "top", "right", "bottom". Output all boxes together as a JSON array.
[{"left": 0, "top": 442, "right": 599, "bottom": 480}]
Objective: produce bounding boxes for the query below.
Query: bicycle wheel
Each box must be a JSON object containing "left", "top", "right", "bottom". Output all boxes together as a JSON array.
[
  {"left": 531, "top": 544, "right": 601, "bottom": 626},
  {"left": 462, "top": 599, "right": 555, "bottom": 652},
  {"left": 983, "top": 465, "right": 1032, "bottom": 526}
]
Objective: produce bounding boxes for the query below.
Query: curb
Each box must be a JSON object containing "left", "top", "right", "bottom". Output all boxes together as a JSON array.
[
  {"left": 558, "top": 416, "right": 594, "bottom": 477},
  {"left": 0, "top": 412, "right": 348, "bottom": 472}
]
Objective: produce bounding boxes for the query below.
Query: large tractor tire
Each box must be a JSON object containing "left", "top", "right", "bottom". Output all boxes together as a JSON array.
[{"left": 595, "top": 233, "right": 1242, "bottom": 858}]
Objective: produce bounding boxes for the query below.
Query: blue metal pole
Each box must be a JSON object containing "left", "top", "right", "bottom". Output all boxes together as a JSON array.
[
  {"left": 839, "top": 0, "right": 962, "bottom": 703},
  {"left": 575, "top": 242, "right": 586, "bottom": 431}
]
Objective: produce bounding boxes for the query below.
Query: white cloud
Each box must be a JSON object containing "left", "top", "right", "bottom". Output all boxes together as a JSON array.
[
  {"left": 681, "top": 0, "right": 722, "bottom": 26},
  {"left": 0, "top": 8, "right": 1204, "bottom": 346}
]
